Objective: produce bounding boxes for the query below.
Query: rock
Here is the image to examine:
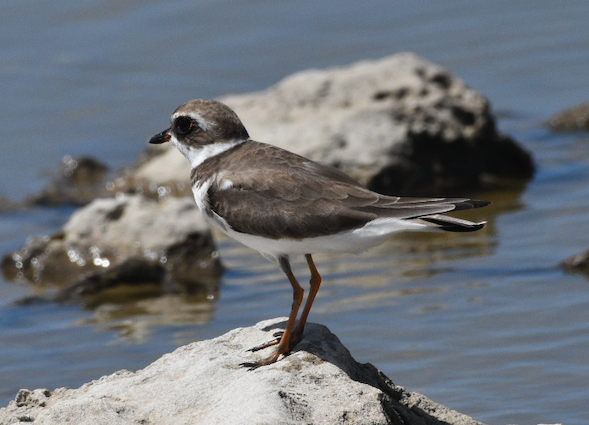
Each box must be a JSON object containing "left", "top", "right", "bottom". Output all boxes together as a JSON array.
[
  {"left": 134, "top": 53, "right": 534, "bottom": 196},
  {"left": 1, "top": 195, "right": 222, "bottom": 304},
  {"left": 220, "top": 52, "right": 534, "bottom": 194},
  {"left": 548, "top": 102, "right": 589, "bottom": 131},
  {"left": 131, "top": 146, "right": 193, "bottom": 199},
  {"left": 26, "top": 151, "right": 188, "bottom": 207},
  {"left": 27, "top": 155, "right": 111, "bottom": 207},
  {"left": 561, "top": 249, "right": 589, "bottom": 274},
  {"left": 0, "top": 318, "right": 485, "bottom": 425},
  {"left": 51, "top": 257, "right": 167, "bottom": 304}
]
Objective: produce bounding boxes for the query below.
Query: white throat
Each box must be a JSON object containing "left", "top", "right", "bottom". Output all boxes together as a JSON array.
[{"left": 170, "top": 135, "right": 247, "bottom": 169}]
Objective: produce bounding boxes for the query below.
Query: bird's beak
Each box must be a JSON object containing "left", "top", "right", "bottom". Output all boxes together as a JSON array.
[{"left": 149, "top": 128, "right": 170, "bottom": 144}]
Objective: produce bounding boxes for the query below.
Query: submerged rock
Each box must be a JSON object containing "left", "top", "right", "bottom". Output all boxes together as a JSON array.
[
  {"left": 548, "top": 102, "right": 589, "bottom": 131},
  {"left": 561, "top": 249, "right": 589, "bottom": 274},
  {"left": 0, "top": 318, "right": 485, "bottom": 425},
  {"left": 1, "top": 195, "right": 222, "bottom": 304},
  {"left": 135, "top": 52, "right": 534, "bottom": 196},
  {"left": 27, "top": 155, "right": 111, "bottom": 207}
]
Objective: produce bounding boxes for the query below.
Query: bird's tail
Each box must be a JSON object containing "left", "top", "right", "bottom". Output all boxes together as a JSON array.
[{"left": 414, "top": 214, "right": 487, "bottom": 232}]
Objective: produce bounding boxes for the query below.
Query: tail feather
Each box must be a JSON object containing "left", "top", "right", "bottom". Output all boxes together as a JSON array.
[
  {"left": 449, "top": 199, "right": 491, "bottom": 211},
  {"left": 414, "top": 214, "right": 487, "bottom": 232}
]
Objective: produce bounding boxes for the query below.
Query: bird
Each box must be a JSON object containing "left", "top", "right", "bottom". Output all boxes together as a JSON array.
[{"left": 149, "top": 99, "right": 490, "bottom": 368}]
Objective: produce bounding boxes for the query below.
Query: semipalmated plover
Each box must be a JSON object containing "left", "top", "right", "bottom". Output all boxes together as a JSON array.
[{"left": 149, "top": 99, "right": 490, "bottom": 368}]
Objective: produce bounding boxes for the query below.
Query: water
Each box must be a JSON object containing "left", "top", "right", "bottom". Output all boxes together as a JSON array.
[{"left": 1, "top": 1, "right": 589, "bottom": 424}]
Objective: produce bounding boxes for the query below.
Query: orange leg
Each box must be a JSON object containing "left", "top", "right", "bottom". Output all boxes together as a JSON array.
[
  {"left": 241, "top": 256, "right": 304, "bottom": 369},
  {"left": 290, "top": 254, "right": 322, "bottom": 346}
]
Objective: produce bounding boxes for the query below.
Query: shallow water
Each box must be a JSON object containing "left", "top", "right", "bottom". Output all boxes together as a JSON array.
[{"left": 2, "top": 1, "right": 589, "bottom": 424}]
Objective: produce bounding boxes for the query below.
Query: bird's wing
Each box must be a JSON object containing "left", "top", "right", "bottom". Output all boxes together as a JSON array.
[{"left": 203, "top": 142, "right": 486, "bottom": 240}]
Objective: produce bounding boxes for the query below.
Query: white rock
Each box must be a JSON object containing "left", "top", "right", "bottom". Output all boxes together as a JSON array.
[
  {"left": 62, "top": 194, "right": 208, "bottom": 254},
  {"left": 0, "top": 318, "right": 485, "bottom": 425},
  {"left": 221, "top": 52, "right": 489, "bottom": 171}
]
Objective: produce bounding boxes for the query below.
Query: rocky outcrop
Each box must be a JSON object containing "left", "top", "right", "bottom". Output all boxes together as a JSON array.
[
  {"left": 548, "top": 102, "right": 589, "bottom": 132},
  {"left": 134, "top": 52, "right": 534, "bottom": 196},
  {"left": 1, "top": 195, "right": 222, "bottom": 303},
  {"left": 0, "top": 318, "right": 485, "bottom": 425}
]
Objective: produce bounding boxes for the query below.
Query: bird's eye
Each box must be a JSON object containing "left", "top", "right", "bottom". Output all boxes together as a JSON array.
[{"left": 174, "top": 116, "right": 194, "bottom": 135}]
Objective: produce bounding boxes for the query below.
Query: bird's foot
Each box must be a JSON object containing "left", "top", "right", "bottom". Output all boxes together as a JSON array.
[
  {"left": 240, "top": 349, "right": 285, "bottom": 370},
  {"left": 241, "top": 331, "right": 294, "bottom": 370},
  {"left": 241, "top": 342, "right": 296, "bottom": 370},
  {"left": 246, "top": 331, "right": 284, "bottom": 352}
]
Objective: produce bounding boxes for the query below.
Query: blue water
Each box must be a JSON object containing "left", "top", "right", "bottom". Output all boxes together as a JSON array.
[{"left": 2, "top": 1, "right": 589, "bottom": 424}]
